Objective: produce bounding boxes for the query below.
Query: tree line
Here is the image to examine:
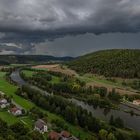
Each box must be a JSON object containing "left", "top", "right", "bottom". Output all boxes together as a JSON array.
[{"left": 0, "top": 118, "right": 43, "bottom": 140}]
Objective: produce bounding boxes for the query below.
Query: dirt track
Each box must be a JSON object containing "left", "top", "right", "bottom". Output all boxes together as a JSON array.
[{"left": 87, "top": 81, "right": 139, "bottom": 95}]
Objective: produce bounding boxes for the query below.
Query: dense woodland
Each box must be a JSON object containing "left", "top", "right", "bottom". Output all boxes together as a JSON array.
[
  {"left": 0, "top": 119, "right": 44, "bottom": 140},
  {"left": 67, "top": 49, "right": 140, "bottom": 78}
]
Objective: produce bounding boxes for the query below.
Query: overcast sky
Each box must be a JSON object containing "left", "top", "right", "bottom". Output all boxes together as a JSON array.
[{"left": 0, "top": 0, "right": 140, "bottom": 56}]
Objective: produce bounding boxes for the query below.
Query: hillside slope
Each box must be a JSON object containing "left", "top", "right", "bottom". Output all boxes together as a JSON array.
[
  {"left": 0, "top": 55, "right": 73, "bottom": 65},
  {"left": 67, "top": 49, "right": 140, "bottom": 78}
]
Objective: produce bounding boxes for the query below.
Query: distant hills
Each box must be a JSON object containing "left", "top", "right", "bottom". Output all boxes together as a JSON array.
[
  {"left": 0, "top": 55, "right": 73, "bottom": 65},
  {"left": 67, "top": 49, "right": 140, "bottom": 78}
]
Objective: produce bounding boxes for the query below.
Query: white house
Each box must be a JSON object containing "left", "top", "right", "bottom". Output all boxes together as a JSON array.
[
  {"left": 0, "top": 99, "right": 9, "bottom": 109},
  {"left": 34, "top": 119, "right": 48, "bottom": 134},
  {"left": 133, "top": 100, "right": 140, "bottom": 106},
  {"left": 10, "top": 107, "right": 22, "bottom": 116},
  {"left": 0, "top": 99, "right": 7, "bottom": 104}
]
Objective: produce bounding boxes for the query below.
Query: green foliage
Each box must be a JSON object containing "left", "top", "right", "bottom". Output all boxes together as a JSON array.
[
  {"left": 20, "top": 70, "right": 119, "bottom": 109},
  {"left": 107, "top": 133, "right": 117, "bottom": 140},
  {"left": 0, "top": 118, "right": 36, "bottom": 140},
  {"left": 108, "top": 89, "right": 121, "bottom": 101},
  {"left": 17, "top": 85, "right": 103, "bottom": 133},
  {"left": 99, "top": 129, "right": 108, "bottom": 140},
  {"left": 109, "top": 115, "right": 124, "bottom": 128},
  {"left": 67, "top": 49, "right": 140, "bottom": 78}
]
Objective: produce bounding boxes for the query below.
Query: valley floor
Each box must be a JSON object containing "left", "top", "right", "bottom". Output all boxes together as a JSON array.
[
  {"left": 32, "top": 64, "right": 140, "bottom": 96},
  {"left": 0, "top": 71, "right": 94, "bottom": 140}
]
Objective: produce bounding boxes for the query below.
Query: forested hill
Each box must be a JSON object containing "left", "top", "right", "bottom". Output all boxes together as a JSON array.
[
  {"left": 67, "top": 49, "right": 140, "bottom": 78},
  {"left": 0, "top": 55, "right": 73, "bottom": 65}
]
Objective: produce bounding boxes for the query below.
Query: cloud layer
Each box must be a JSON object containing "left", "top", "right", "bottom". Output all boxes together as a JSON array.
[
  {"left": 1, "top": 0, "right": 140, "bottom": 33},
  {"left": 0, "top": 0, "right": 140, "bottom": 54}
]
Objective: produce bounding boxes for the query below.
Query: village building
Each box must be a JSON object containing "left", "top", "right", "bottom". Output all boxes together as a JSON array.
[
  {"left": 9, "top": 107, "right": 22, "bottom": 116},
  {"left": 0, "top": 98, "right": 7, "bottom": 104},
  {"left": 48, "top": 131, "right": 60, "bottom": 140},
  {"left": 133, "top": 100, "right": 140, "bottom": 106},
  {"left": 34, "top": 119, "right": 48, "bottom": 134},
  {"left": 61, "top": 131, "right": 71, "bottom": 139},
  {"left": 48, "top": 131, "right": 79, "bottom": 140},
  {"left": 0, "top": 98, "right": 9, "bottom": 109},
  {"left": 0, "top": 104, "right": 6, "bottom": 109}
]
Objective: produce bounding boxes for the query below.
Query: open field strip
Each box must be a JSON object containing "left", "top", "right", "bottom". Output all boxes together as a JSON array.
[{"left": 23, "top": 65, "right": 140, "bottom": 95}]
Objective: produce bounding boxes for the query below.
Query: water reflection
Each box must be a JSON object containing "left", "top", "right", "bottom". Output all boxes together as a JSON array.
[{"left": 10, "top": 70, "right": 140, "bottom": 132}]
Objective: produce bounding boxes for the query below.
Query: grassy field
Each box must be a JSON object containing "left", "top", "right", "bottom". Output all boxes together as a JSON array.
[
  {"left": 0, "top": 72, "right": 34, "bottom": 109},
  {"left": 20, "top": 116, "right": 34, "bottom": 129},
  {"left": 0, "top": 71, "right": 94, "bottom": 139},
  {"left": 51, "top": 75, "right": 60, "bottom": 84},
  {"left": 78, "top": 73, "right": 130, "bottom": 87},
  {"left": 22, "top": 70, "right": 34, "bottom": 77},
  {"left": 77, "top": 73, "right": 139, "bottom": 95},
  {"left": 22, "top": 70, "right": 60, "bottom": 84},
  {"left": 0, "top": 111, "right": 19, "bottom": 125}
]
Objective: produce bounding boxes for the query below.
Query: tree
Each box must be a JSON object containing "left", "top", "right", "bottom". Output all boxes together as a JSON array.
[
  {"left": 65, "top": 106, "right": 76, "bottom": 124},
  {"left": 10, "top": 122, "right": 29, "bottom": 136},
  {"left": 109, "top": 115, "right": 114, "bottom": 125},
  {"left": 99, "top": 87, "right": 107, "bottom": 97},
  {"left": 7, "top": 135, "right": 16, "bottom": 140},
  {"left": 99, "top": 129, "right": 108, "bottom": 140},
  {"left": 107, "top": 133, "right": 117, "bottom": 140},
  {"left": 29, "top": 131, "right": 44, "bottom": 140},
  {"left": 114, "top": 117, "right": 124, "bottom": 128}
]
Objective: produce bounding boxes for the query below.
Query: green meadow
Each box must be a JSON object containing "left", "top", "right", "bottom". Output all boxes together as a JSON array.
[{"left": 22, "top": 69, "right": 60, "bottom": 84}]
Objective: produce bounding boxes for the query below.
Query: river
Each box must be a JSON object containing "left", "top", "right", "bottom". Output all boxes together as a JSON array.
[{"left": 10, "top": 70, "right": 140, "bottom": 131}]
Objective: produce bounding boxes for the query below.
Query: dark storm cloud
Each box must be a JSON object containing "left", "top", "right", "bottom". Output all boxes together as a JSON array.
[
  {"left": 1, "top": 0, "right": 140, "bottom": 34},
  {"left": 35, "top": 33, "right": 140, "bottom": 57},
  {"left": 0, "top": 0, "right": 140, "bottom": 54}
]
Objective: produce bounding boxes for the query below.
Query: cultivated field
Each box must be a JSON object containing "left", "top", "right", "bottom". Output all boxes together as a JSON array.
[
  {"left": 79, "top": 74, "right": 139, "bottom": 95},
  {"left": 32, "top": 64, "right": 77, "bottom": 76},
  {"left": 32, "top": 64, "right": 139, "bottom": 96},
  {"left": 86, "top": 82, "right": 138, "bottom": 95}
]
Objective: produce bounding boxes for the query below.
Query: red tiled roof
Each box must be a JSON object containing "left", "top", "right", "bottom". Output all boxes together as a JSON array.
[
  {"left": 10, "top": 107, "right": 20, "bottom": 113},
  {"left": 61, "top": 131, "right": 71, "bottom": 138},
  {"left": 48, "top": 131, "right": 60, "bottom": 140},
  {"left": 134, "top": 100, "right": 140, "bottom": 102}
]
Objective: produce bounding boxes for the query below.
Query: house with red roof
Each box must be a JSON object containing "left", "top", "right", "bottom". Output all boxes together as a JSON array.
[
  {"left": 61, "top": 131, "right": 71, "bottom": 139},
  {"left": 9, "top": 107, "right": 22, "bottom": 116},
  {"left": 48, "top": 130, "right": 79, "bottom": 140},
  {"left": 133, "top": 100, "right": 140, "bottom": 106},
  {"left": 48, "top": 131, "right": 60, "bottom": 140}
]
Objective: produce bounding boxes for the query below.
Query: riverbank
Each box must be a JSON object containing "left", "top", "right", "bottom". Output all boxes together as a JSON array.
[
  {"left": 8, "top": 70, "right": 95, "bottom": 139},
  {"left": 10, "top": 69, "right": 140, "bottom": 132}
]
